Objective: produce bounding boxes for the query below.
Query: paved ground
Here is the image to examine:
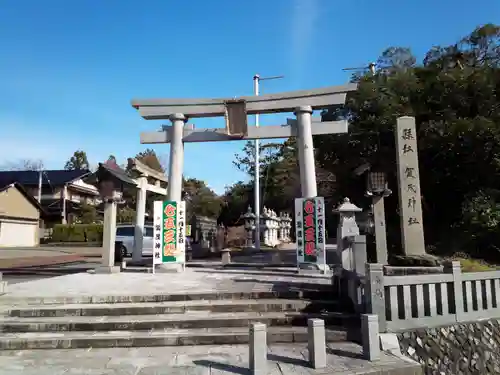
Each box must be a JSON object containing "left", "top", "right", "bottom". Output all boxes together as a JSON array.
[
  {"left": 0, "top": 342, "right": 421, "bottom": 375},
  {"left": 0, "top": 246, "right": 101, "bottom": 269},
  {"left": 0, "top": 246, "right": 102, "bottom": 256},
  {"left": 0, "top": 268, "right": 332, "bottom": 301},
  {"left": 1, "top": 274, "right": 55, "bottom": 285}
]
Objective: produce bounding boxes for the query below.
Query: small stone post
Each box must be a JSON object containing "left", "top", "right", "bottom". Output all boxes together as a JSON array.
[
  {"left": 308, "top": 318, "right": 327, "bottom": 368},
  {"left": 445, "top": 261, "right": 464, "bottom": 322},
  {"left": 249, "top": 323, "right": 267, "bottom": 375},
  {"left": 221, "top": 248, "right": 231, "bottom": 265},
  {"left": 365, "top": 263, "right": 386, "bottom": 332},
  {"left": 361, "top": 314, "right": 380, "bottom": 361},
  {"left": 0, "top": 272, "right": 6, "bottom": 294}
]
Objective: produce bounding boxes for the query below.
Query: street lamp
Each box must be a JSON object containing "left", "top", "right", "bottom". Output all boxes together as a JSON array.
[{"left": 253, "top": 74, "right": 284, "bottom": 251}]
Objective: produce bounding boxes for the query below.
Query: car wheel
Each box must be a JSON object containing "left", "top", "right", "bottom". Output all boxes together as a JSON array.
[{"left": 121, "top": 245, "right": 128, "bottom": 258}]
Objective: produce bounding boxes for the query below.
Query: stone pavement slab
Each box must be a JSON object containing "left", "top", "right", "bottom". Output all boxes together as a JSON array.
[
  {"left": 0, "top": 342, "right": 422, "bottom": 375},
  {"left": 0, "top": 268, "right": 332, "bottom": 302}
]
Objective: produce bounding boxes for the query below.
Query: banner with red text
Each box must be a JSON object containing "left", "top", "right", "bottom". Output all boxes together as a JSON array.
[
  {"left": 153, "top": 200, "right": 186, "bottom": 264},
  {"left": 294, "top": 197, "right": 326, "bottom": 266}
]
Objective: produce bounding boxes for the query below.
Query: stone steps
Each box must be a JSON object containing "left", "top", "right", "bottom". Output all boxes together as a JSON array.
[
  {"left": 0, "top": 280, "right": 358, "bottom": 350},
  {"left": 1, "top": 289, "right": 336, "bottom": 306},
  {"left": 0, "top": 311, "right": 357, "bottom": 333},
  {"left": 0, "top": 326, "right": 355, "bottom": 350},
  {"left": 7, "top": 298, "right": 340, "bottom": 317}
]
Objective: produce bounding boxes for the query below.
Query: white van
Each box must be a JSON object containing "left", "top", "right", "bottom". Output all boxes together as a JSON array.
[{"left": 115, "top": 224, "right": 154, "bottom": 257}]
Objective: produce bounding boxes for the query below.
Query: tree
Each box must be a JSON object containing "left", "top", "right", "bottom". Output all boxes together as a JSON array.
[
  {"left": 135, "top": 149, "right": 165, "bottom": 173},
  {"left": 183, "top": 178, "right": 222, "bottom": 220},
  {"left": 233, "top": 141, "right": 282, "bottom": 177},
  {"left": 64, "top": 150, "right": 89, "bottom": 170},
  {"left": 219, "top": 181, "right": 252, "bottom": 226},
  {"left": 78, "top": 202, "right": 97, "bottom": 224},
  {"left": 1, "top": 159, "right": 44, "bottom": 171},
  {"left": 312, "top": 24, "right": 500, "bottom": 261}
]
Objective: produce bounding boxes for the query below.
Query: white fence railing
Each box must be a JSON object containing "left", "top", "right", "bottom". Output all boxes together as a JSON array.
[{"left": 365, "top": 262, "right": 500, "bottom": 332}]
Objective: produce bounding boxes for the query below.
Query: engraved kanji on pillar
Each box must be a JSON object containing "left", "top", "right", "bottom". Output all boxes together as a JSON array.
[{"left": 395, "top": 116, "right": 426, "bottom": 255}]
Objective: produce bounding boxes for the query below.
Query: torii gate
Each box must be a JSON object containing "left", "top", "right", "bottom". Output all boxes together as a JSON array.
[
  {"left": 131, "top": 83, "right": 357, "bottom": 255},
  {"left": 127, "top": 157, "right": 168, "bottom": 262}
]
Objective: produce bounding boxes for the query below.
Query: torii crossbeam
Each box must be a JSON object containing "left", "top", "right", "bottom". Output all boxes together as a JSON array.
[{"left": 132, "top": 83, "right": 357, "bottom": 204}]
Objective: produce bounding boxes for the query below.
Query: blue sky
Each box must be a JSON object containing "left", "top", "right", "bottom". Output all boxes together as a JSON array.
[{"left": 0, "top": 0, "right": 498, "bottom": 194}]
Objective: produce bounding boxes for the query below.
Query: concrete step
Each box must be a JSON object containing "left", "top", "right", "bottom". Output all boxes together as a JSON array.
[
  {"left": 8, "top": 298, "right": 341, "bottom": 318},
  {"left": 0, "top": 326, "right": 358, "bottom": 350},
  {"left": 0, "top": 311, "right": 357, "bottom": 333},
  {"left": 1, "top": 289, "right": 336, "bottom": 306}
]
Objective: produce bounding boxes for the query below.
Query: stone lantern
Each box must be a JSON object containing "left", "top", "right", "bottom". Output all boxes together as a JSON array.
[
  {"left": 278, "top": 213, "right": 286, "bottom": 242},
  {"left": 241, "top": 206, "right": 256, "bottom": 247},
  {"left": 267, "top": 210, "right": 275, "bottom": 246},
  {"left": 334, "top": 198, "right": 362, "bottom": 271},
  {"left": 94, "top": 160, "right": 137, "bottom": 273},
  {"left": 283, "top": 213, "right": 292, "bottom": 242},
  {"left": 261, "top": 207, "right": 270, "bottom": 247}
]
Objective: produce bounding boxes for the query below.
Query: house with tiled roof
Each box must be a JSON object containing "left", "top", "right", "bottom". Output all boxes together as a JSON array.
[{"left": 0, "top": 169, "right": 100, "bottom": 227}]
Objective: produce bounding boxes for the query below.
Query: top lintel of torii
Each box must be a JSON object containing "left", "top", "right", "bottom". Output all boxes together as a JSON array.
[{"left": 131, "top": 83, "right": 357, "bottom": 119}]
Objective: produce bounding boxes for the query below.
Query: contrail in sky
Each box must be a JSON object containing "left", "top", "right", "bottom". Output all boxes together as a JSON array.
[{"left": 290, "top": 0, "right": 320, "bottom": 87}]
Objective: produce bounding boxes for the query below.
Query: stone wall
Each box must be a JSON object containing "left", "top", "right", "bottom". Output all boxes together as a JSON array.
[{"left": 398, "top": 319, "right": 500, "bottom": 374}]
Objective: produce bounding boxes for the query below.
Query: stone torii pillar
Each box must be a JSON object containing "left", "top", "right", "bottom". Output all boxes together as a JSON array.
[
  {"left": 294, "top": 106, "right": 317, "bottom": 198},
  {"left": 167, "top": 113, "right": 186, "bottom": 203},
  {"left": 127, "top": 158, "right": 168, "bottom": 262}
]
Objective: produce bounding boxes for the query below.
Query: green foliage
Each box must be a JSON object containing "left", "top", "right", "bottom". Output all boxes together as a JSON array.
[
  {"left": 317, "top": 23, "right": 500, "bottom": 260},
  {"left": 64, "top": 150, "right": 89, "bottom": 170},
  {"left": 135, "top": 149, "right": 165, "bottom": 172},
  {"left": 117, "top": 206, "right": 136, "bottom": 224},
  {"left": 219, "top": 181, "right": 252, "bottom": 226},
  {"left": 51, "top": 224, "right": 103, "bottom": 243},
  {"left": 183, "top": 178, "right": 222, "bottom": 220},
  {"left": 78, "top": 202, "right": 98, "bottom": 224},
  {"left": 226, "top": 23, "right": 500, "bottom": 263}
]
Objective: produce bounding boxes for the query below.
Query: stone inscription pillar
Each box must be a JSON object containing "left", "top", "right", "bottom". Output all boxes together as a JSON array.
[{"left": 395, "top": 116, "right": 426, "bottom": 255}]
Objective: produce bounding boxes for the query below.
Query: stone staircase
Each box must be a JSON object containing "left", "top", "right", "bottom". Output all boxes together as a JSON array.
[{"left": 0, "top": 289, "right": 360, "bottom": 350}]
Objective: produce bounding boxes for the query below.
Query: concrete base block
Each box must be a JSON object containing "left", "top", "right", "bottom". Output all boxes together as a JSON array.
[
  {"left": 94, "top": 266, "right": 121, "bottom": 274},
  {"left": 379, "top": 333, "right": 400, "bottom": 353},
  {"left": 156, "top": 263, "right": 183, "bottom": 273}
]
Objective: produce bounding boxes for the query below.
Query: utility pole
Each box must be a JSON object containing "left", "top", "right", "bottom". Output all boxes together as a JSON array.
[
  {"left": 343, "top": 62, "right": 376, "bottom": 76},
  {"left": 253, "top": 74, "right": 284, "bottom": 250},
  {"left": 37, "top": 168, "right": 42, "bottom": 202}
]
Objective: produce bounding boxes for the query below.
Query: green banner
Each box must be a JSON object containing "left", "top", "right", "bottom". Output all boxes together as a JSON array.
[{"left": 162, "top": 201, "right": 178, "bottom": 263}]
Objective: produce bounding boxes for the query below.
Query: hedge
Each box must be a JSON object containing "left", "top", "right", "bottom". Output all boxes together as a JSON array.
[{"left": 51, "top": 224, "right": 103, "bottom": 243}]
